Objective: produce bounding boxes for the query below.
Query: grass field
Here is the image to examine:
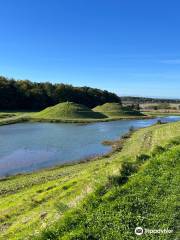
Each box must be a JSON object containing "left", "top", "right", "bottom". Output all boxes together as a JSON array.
[{"left": 0, "top": 121, "right": 179, "bottom": 239}]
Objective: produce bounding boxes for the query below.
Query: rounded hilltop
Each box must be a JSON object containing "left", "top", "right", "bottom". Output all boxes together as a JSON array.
[
  {"left": 34, "top": 102, "right": 107, "bottom": 120},
  {"left": 93, "top": 102, "right": 143, "bottom": 117}
]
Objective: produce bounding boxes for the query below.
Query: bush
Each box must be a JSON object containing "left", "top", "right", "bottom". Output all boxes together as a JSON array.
[
  {"left": 169, "top": 137, "right": 180, "bottom": 145},
  {"left": 136, "top": 154, "right": 150, "bottom": 163},
  {"left": 96, "top": 185, "right": 109, "bottom": 196},
  {"left": 151, "top": 145, "right": 165, "bottom": 156},
  {"left": 108, "top": 175, "right": 124, "bottom": 186},
  {"left": 120, "top": 162, "right": 138, "bottom": 178},
  {"left": 108, "top": 162, "right": 139, "bottom": 187},
  {"left": 165, "top": 137, "right": 180, "bottom": 150}
]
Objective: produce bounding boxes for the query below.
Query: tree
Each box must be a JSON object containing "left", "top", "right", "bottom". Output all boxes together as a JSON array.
[{"left": 0, "top": 76, "right": 121, "bottom": 110}]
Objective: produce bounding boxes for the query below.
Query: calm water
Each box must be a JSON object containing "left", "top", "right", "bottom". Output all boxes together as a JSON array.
[{"left": 0, "top": 116, "right": 180, "bottom": 177}]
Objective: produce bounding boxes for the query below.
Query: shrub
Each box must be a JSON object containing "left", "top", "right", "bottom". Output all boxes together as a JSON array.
[
  {"left": 120, "top": 162, "right": 138, "bottom": 178},
  {"left": 169, "top": 137, "right": 180, "bottom": 145},
  {"left": 96, "top": 185, "right": 108, "bottom": 196},
  {"left": 164, "top": 137, "right": 180, "bottom": 150},
  {"left": 151, "top": 145, "right": 165, "bottom": 156},
  {"left": 108, "top": 175, "right": 124, "bottom": 186},
  {"left": 108, "top": 162, "right": 138, "bottom": 186},
  {"left": 136, "top": 154, "right": 150, "bottom": 163}
]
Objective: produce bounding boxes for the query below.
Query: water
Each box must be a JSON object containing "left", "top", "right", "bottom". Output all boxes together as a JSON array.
[{"left": 0, "top": 116, "right": 179, "bottom": 177}]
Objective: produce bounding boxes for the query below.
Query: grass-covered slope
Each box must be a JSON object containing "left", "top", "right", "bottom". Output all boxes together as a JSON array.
[
  {"left": 41, "top": 142, "right": 180, "bottom": 240},
  {"left": 34, "top": 102, "right": 106, "bottom": 120},
  {"left": 0, "top": 112, "right": 32, "bottom": 126},
  {"left": 0, "top": 121, "right": 179, "bottom": 240},
  {"left": 93, "top": 102, "right": 143, "bottom": 117}
]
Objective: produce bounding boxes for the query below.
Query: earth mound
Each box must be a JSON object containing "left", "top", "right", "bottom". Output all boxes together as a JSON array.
[
  {"left": 35, "top": 102, "right": 107, "bottom": 119},
  {"left": 93, "top": 102, "right": 143, "bottom": 117}
]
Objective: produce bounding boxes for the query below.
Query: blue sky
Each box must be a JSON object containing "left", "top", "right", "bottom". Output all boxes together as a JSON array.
[{"left": 0, "top": 0, "right": 180, "bottom": 98}]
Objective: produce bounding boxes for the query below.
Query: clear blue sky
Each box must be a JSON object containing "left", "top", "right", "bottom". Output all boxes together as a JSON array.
[{"left": 0, "top": 0, "right": 180, "bottom": 98}]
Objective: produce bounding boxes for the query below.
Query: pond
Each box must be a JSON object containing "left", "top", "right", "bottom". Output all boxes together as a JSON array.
[{"left": 0, "top": 116, "right": 180, "bottom": 177}]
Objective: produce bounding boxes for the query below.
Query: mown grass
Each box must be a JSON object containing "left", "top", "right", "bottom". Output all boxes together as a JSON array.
[
  {"left": 37, "top": 141, "right": 180, "bottom": 240},
  {"left": 0, "top": 121, "right": 179, "bottom": 239},
  {"left": 0, "top": 111, "right": 35, "bottom": 126},
  {"left": 32, "top": 102, "right": 145, "bottom": 123},
  {"left": 34, "top": 102, "right": 107, "bottom": 120},
  {"left": 93, "top": 102, "right": 143, "bottom": 117}
]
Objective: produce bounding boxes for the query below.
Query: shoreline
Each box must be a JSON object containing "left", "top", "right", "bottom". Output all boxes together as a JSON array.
[
  {"left": 0, "top": 115, "right": 155, "bottom": 126},
  {"left": 0, "top": 121, "right": 180, "bottom": 239},
  {"left": 0, "top": 119, "right": 177, "bottom": 180},
  {"left": 0, "top": 111, "right": 180, "bottom": 127},
  {"left": 0, "top": 111, "right": 180, "bottom": 126},
  {"left": 0, "top": 115, "right": 179, "bottom": 180},
  {"left": 0, "top": 126, "right": 135, "bottom": 181}
]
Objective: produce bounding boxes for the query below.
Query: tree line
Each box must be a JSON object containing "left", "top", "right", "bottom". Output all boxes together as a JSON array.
[
  {"left": 0, "top": 76, "right": 121, "bottom": 110},
  {"left": 121, "top": 96, "right": 180, "bottom": 104}
]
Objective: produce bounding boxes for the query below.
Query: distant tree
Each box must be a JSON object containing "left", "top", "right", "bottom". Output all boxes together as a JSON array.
[
  {"left": 121, "top": 96, "right": 180, "bottom": 104},
  {"left": 0, "top": 76, "right": 121, "bottom": 110},
  {"left": 133, "top": 104, "right": 140, "bottom": 110}
]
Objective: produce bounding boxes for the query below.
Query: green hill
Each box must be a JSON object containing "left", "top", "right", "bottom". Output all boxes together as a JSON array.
[
  {"left": 34, "top": 102, "right": 107, "bottom": 120},
  {"left": 93, "top": 102, "right": 143, "bottom": 117}
]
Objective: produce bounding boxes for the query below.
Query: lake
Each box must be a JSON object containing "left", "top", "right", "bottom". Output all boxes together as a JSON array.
[{"left": 0, "top": 116, "right": 180, "bottom": 177}]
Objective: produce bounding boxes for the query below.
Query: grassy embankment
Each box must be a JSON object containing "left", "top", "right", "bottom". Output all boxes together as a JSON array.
[
  {"left": 0, "top": 111, "right": 34, "bottom": 126},
  {"left": 36, "top": 137, "right": 180, "bottom": 240},
  {"left": 0, "top": 121, "right": 179, "bottom": 239},
  {"left": 0, "top": 102, "right": 148, "bottom": 126}
]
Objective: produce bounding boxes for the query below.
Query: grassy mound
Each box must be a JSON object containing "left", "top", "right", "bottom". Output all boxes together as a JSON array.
[
  {"left": 93, "top": 102, "right": 143, "bottom": 117},
  {"left": 34, "top": 102, "right": 107, "bottom": 119}
]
